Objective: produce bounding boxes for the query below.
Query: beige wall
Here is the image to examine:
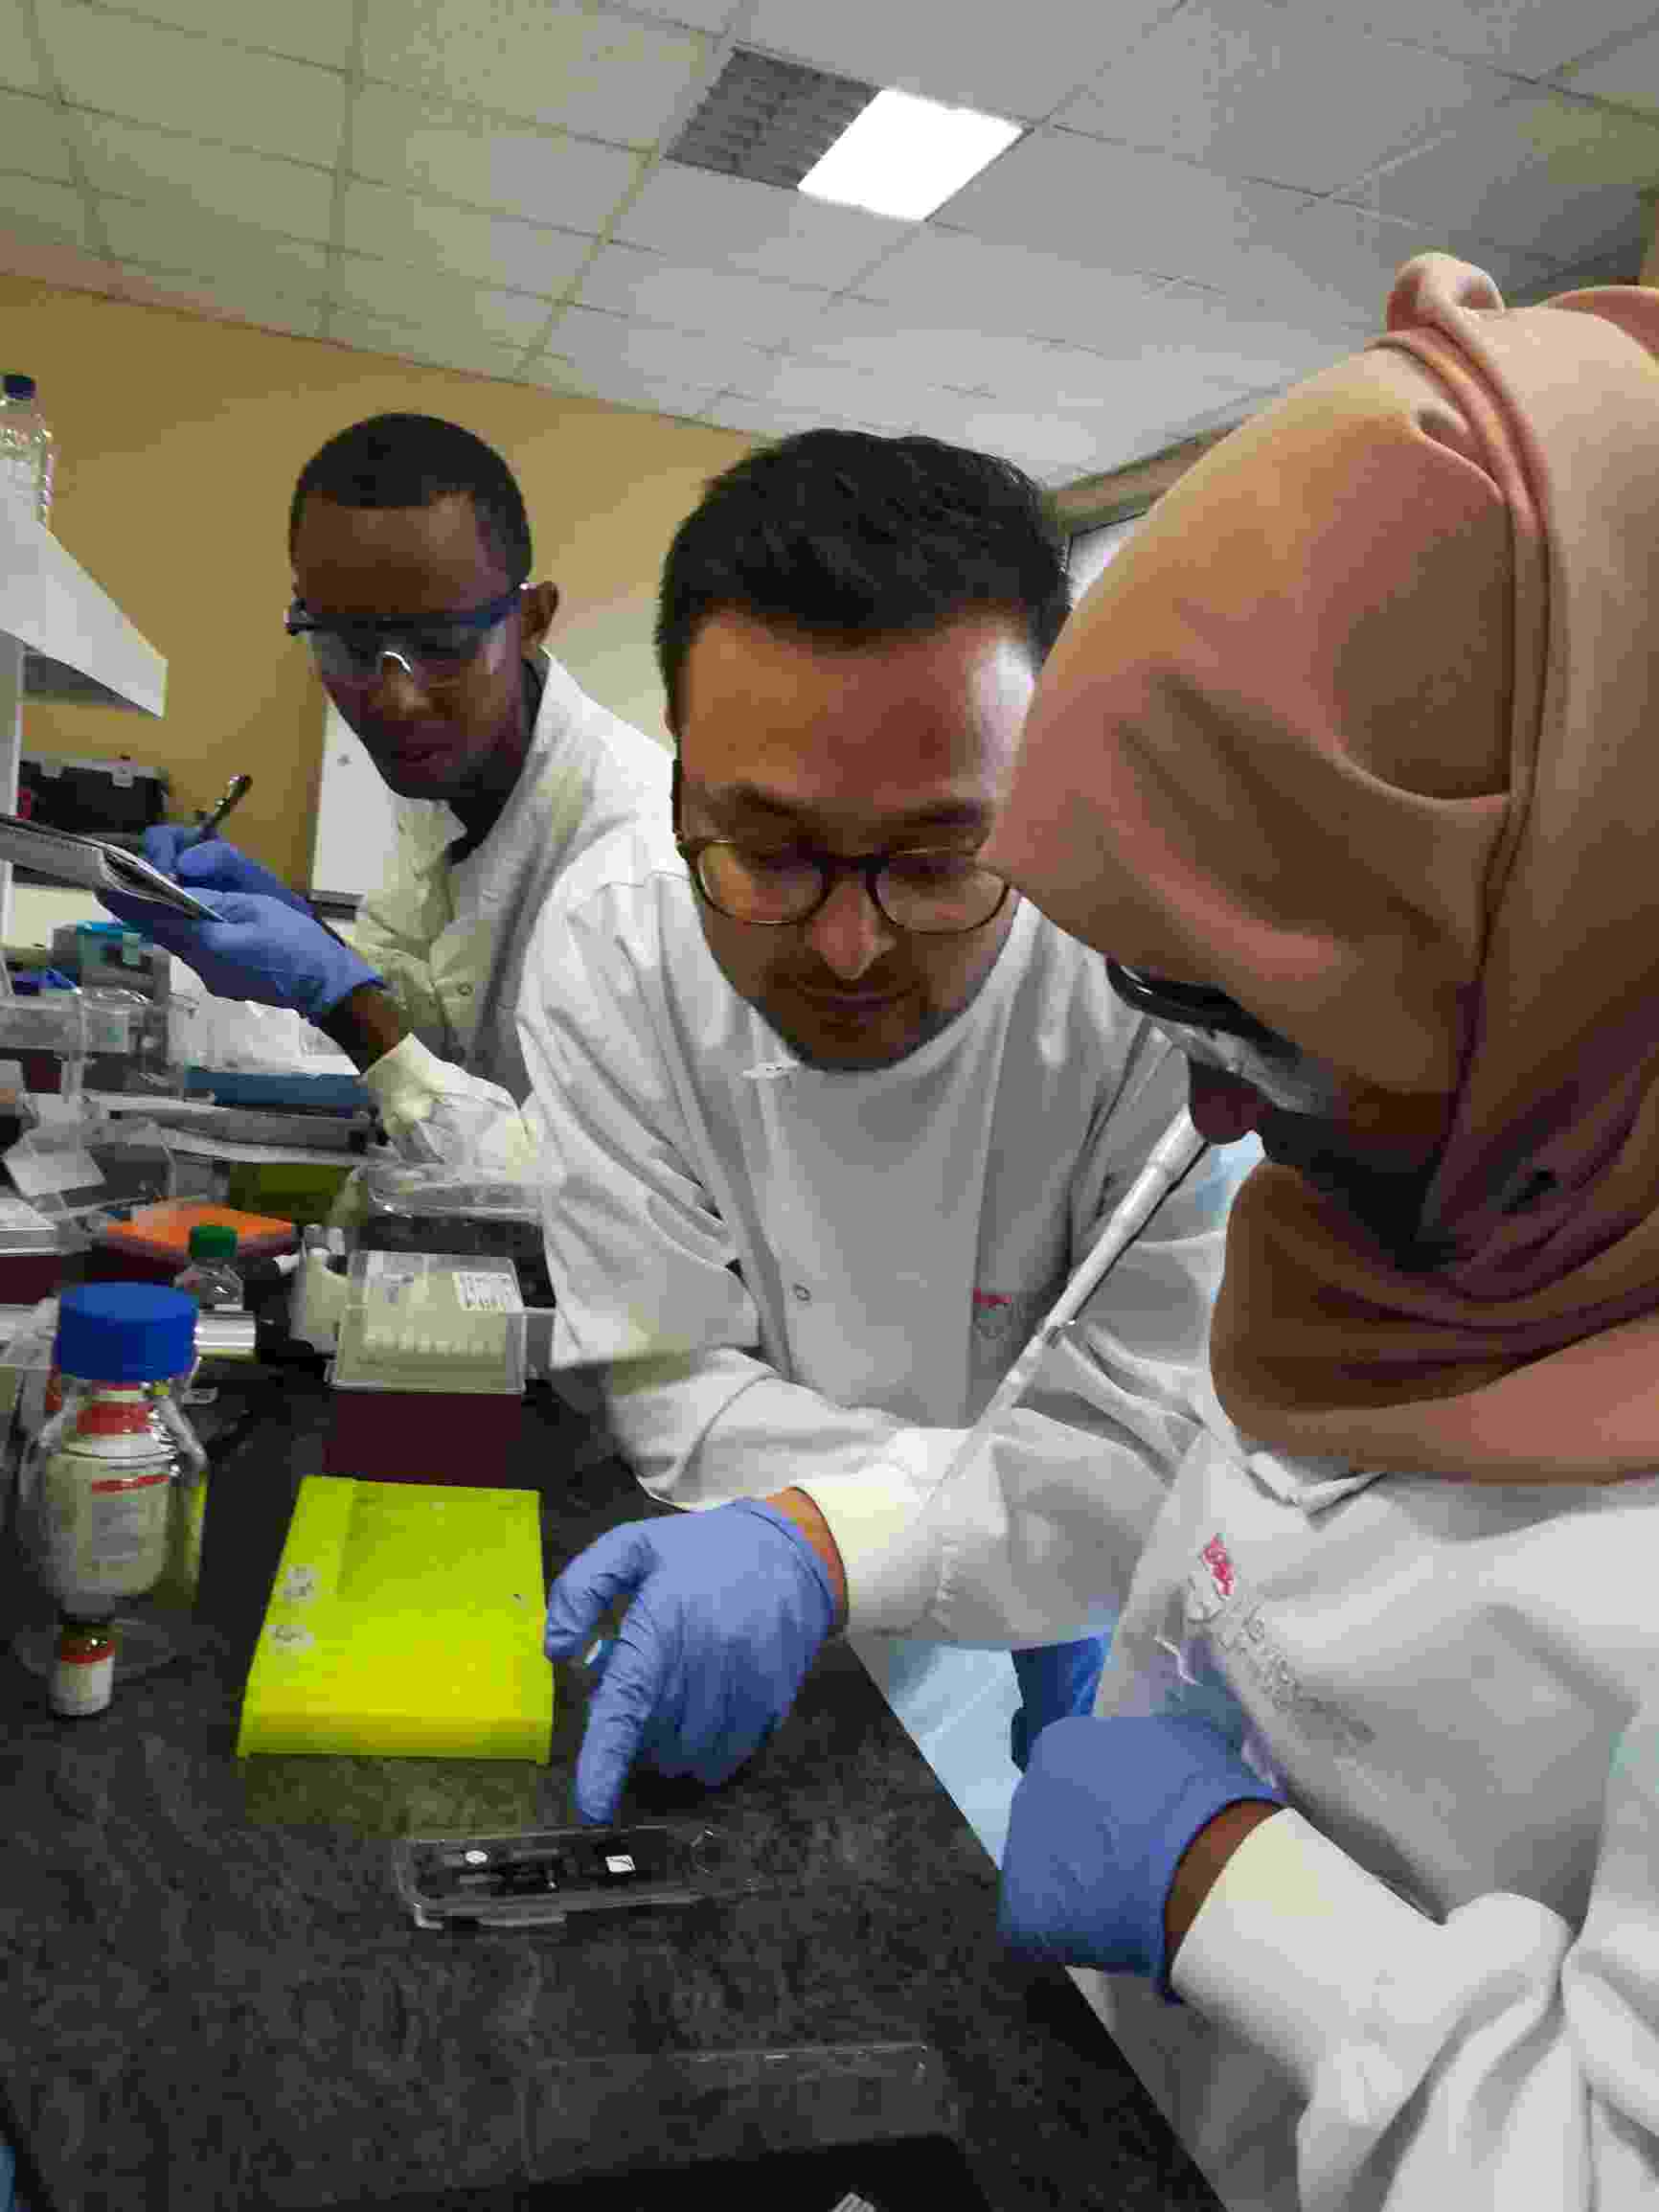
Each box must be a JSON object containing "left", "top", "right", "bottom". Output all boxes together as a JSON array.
[{"left": 2, "top": 271, "right": 751, "bottom": 884}]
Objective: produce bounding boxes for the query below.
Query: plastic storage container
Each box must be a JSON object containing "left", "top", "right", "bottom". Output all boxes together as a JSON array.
[
  {"left": 0, "top": 373, "right": 54, "bottom": 528},
  {"left": 11, "top": 1285, "right": 208, "bottom": 1690}
]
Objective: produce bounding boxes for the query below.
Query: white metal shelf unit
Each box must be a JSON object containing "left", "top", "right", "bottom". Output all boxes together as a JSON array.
[{"left": 0, "top": 504, "right": 168, "bottom": 939}]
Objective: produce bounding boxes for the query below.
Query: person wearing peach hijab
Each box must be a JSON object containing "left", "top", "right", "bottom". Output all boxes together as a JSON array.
[{"left": 977, "top": 251, "right": 1659, "bottom": 2209}]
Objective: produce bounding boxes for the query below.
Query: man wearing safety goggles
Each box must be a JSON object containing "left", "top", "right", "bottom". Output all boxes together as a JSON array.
[{"left": 102, "top": 413, "right": 668, "bottom": 1173}]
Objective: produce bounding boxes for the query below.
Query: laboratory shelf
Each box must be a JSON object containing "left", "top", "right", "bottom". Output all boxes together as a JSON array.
[{"left": 0, "top": 504, "right": 166, "bottom": 716}]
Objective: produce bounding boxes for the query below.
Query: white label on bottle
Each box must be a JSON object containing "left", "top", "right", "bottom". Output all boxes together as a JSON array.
[
  {"left": 453, "top": 1271, "right": 517, "bottom": 1312},
  {"left": 44, "top": 1454, "right": 171, "bottom": 1599},
  {"left": 51, "top": 1652, "right": 115, "bottom": 1717}
]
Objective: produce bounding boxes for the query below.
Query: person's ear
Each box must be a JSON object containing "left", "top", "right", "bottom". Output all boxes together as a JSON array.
[{"left": 518, "top": 581, "right": 559, "bottom": 650}]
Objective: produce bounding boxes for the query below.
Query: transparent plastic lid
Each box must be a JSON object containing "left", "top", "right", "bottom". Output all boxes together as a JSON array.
[{"left": 332, "top": 1249, "right": 526, "bottom": 1396}]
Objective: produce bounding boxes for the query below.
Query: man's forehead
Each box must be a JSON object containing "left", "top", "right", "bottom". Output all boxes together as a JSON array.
[
  {"left": 292, "top": 491, "right": 502, "bottom": 612},
  {"left": 689, "top": 775, "right": 992, "bottom": 833}
]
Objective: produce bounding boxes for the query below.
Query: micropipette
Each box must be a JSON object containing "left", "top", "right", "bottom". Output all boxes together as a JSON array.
[{"left": 932, "top": 1106, "right": 1210, "bottom": 1496}]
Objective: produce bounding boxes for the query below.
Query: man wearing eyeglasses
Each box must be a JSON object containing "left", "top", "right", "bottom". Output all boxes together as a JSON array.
[
  {"left": 516, "top": 430, "right": 1258, "bottom": 1823},
  {"left": 103, "top": 413, "right": 668, "bottom": 1170}
]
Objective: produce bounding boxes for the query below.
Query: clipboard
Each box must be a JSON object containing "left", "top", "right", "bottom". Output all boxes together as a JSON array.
[{"left": 0, "top": 812, "right": 216, "bottom": 918}]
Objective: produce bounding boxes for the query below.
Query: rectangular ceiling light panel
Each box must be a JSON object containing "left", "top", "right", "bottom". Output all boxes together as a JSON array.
[
  {"left": 800, "top": 87, "right": 1023, "bottom": 220},
  {"left": 668, "top": 47, "right": 1021, "bottom": 219}
]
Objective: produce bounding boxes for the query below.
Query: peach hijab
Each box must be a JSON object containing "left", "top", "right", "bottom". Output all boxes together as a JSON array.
[{"left": 986, "top": 255, "right": 1659, "bottom": 1482}]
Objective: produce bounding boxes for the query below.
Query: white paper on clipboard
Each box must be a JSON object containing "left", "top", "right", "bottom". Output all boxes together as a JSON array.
[{"left": 0, "top": 813, "right": 216, "bottom": 918}]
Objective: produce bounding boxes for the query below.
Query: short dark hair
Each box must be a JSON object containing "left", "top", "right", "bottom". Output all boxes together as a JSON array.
[
  {"left": 289, "top": 413, "right": 532, "bottom": 582},
  {"left": 656, "top": 429, "right": 1071, "bottom": 729}
]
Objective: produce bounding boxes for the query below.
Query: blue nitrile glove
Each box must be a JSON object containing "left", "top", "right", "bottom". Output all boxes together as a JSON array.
[
  {"left": 142, "top": 826, "right": 313, "bottom": 914},
  {"left": 544, "top": 1500, "right": 839, "bottom": 1826},
  {"left": 1010, "top": 1635, "right": 1111, "bottom": 1774},
  {"left": 997, "top": 1714, "right": 1287, "bottom": 2004},
  {"left": 97, "top": 889, "right": 380, "bottom": 1019}
]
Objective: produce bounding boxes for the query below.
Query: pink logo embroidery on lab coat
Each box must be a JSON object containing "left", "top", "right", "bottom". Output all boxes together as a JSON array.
[
  {"left": 1201, "top": 1535, "right": 1237, "bottom": 1599},
  {"left": 972, "top": 1290, "right": 1013, "bottom": 1310}
]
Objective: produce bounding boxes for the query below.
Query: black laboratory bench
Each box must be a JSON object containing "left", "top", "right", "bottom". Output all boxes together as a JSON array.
[{"left": 0, "top": 1370, "right": 1223, "bottom": 2212}]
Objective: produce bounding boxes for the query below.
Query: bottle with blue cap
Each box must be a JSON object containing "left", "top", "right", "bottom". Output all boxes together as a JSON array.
[{"left": 12, "top": 1286, "right": 209, "bottom": 1711}]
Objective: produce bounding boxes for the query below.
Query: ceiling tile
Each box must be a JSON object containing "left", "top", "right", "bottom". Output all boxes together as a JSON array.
[
  {"left": 359, "top": 0, "right": 707, "bottom": 146},
  {"left": 980, "top": 333, "right": 1258, "bottom": 420},
  {"left": 327, "top": 308, "right": 531, "bottom": 378},
  {"left": 0, "top": 88, "right": 76, "bottom": 178},
  {"left": 695, "top": 396, "right": 885, "bottom": 437},
  {"left": 522, "top": 355, "right": 721, "bottom": 416},
  {"left": 1229, "top": 195, "right": 1557, "bottom": 323},
  {"left": 1326, "top": 0, "right": 1659, "bottom": 76},
  {"left": 0, "top": 170, "right": 88, "bottom": 249},
  {"left": 1, "top": 0, "right": 46, "bottom": 91},
  {"left": 114, "top": 258, "right": 325, "bottom": 332},
  {"left": 82, "top": 0, "right": 355, "bottom": 66},
  {"left": 1566, "top": 18, "right": 1659, "bottom": 106},
  {"left": 949, "top": 405, "right": 1117, "bottom": 470},
  {"left": 615, "top": 162, "right": 908, "bottom": 287},
  {"left": 95, "top": 197, "right": 327, "bottom": 288},
  {"left": 36, "top": 0, "right": 347, "bottom": 165},
  {"left": 789, "top": 300, "right": 1082, "bottom": 388},
  {"left": 743, "top": 0, "right": 1175, "bottom": 122},
  {"left": 577, "top": 243, "right": 836, "bottom": 347},
  {"left": 348, "top": 81, "right": 643, "bottom": 226},
  {"left": 727, "top": 354, "right": 989, "bottom": 428},
  {"left": 1061, "top": 0, "right": 1511, "bottom": 195},
  {"left": 75, "top": 113, "right": 334, "bottom": 240},
  {"left": 333, "top": 253, "right": 555, "bottom": 339},
  {"left": 1341, "top": 90, "right": 1659, "bottom": 265},
  {"left": 852, "top": 230, "right": 1176, "bottom": 349},
  {"left": 342, "top": 178, "right": 593, "bottom": 295},
  {"left": 1126, "top": 285, "right": 1362, "bottom": 386},
  {"left": 542, "top": 302, "right": 778, "bottom": 387},
  {"left": 941, "top": 127, "right": 1312, "bottom": 290},
  {"left": 622, "top": 0, "right": 737, "bottom": 29}
]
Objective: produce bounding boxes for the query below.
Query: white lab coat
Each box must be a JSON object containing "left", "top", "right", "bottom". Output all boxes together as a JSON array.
[
  {"left": 352, "top": 650, "right": 670, "bottom": 1173},
  {"left": 775, "top": 1267, "right": 1659, "bottom": 2208},
  {"left": 516, "top": 815, "right": 1248, "bottom": 1557}
]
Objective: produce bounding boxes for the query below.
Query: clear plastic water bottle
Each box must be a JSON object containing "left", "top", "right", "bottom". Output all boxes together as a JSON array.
[
  {"left": 173, "top": 1223, "right": 243, "bottom": 1311},
  {"left": 0, "top": 372, "right": 56, "bottom": 529}
]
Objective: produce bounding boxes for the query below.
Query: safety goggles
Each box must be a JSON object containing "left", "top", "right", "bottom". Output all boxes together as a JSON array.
[
  {"left": 1104, "top": 959, "right": 1343, "bottom": 1114},
  {"left": 284, "top": 583, "right": 522, "bottom": 687}
]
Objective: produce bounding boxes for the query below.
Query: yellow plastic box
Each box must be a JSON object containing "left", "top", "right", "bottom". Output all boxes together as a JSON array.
[{"left": 237, "top": 1475, "right": 553, "bottom": 1762}]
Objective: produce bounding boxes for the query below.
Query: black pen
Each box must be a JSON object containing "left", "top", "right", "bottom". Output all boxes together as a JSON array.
[{"left": 195, "top": 774, "right": 252, "bottom": 841}]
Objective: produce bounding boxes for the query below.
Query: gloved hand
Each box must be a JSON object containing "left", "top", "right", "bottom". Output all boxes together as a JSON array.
[
  {"left": 1010, "top": 1635, "right": 1111, "bottom": 1773},
  {"left": 997, "top": 1713, "right": 1286, "bottom": 2003},
  {"left": 544, "top": 1501, "right": 838, "bottom": 1826},
  {"left": 142, "top": 827, "right": 313, "bottom": 914},
  {"left": 98, "top": 889, "right": 380, "bottom": 1020}
]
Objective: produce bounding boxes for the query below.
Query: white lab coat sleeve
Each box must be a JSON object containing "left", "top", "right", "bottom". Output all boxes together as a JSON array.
[
  {"left": 517, "top": 892, "right": 921, "bottom": 1505},
  {"left": 1170, "top": 1702, "right": 1659, "bottom": 2210},
  {"left": 359, "top": 1034, "right": 538, "bottom": 1174},
  {"left": 797, "top": 1038, "right": 1253, "bottom": 1643}
]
